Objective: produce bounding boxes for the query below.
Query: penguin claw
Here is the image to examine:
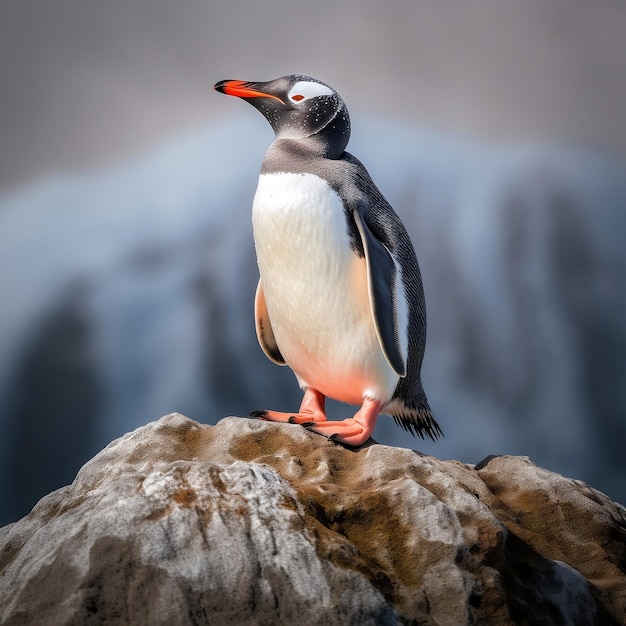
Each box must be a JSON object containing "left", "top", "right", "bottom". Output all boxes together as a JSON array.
[{"left": 249, "top": 410, "right": 268, "bottom": 419}]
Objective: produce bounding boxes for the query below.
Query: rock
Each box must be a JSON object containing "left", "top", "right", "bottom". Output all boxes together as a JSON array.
[{"left": 1, "top": 414, "right": 625, "bottom": 625}]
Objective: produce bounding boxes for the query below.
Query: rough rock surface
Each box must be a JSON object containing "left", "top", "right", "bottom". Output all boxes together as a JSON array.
[{"left": 1, "top": 414, "right": 625, "bottom": 625}]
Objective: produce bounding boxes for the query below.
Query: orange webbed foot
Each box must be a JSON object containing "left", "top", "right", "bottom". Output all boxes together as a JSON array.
[
  {"left": 302, "top": 418, "right": 374, "bottom": 446},
  {"left": 250, "top": 387, "right": 327, "bottom": 424},
  {"left": 250, "top": 409, "right": 327, "bottom": 425},
  {"left": 251, "top": 392, "right": 383, "bottom": 448},
  {"left": 302, "top": 396, "right": 383, "bottom": 447}
]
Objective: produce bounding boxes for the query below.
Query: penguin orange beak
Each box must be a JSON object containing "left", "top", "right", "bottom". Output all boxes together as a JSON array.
[{"left": 214, "top": 80, "right": 284, "bottom": 104}]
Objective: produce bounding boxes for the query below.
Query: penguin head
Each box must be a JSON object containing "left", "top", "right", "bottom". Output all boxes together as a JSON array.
[{"left": 214, "top": 74, "right": 351, "bottom": 158}]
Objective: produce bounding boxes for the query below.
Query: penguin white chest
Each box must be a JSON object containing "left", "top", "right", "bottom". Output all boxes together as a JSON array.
[{"left": 252, "top": 172, "right": 398, "bottom": 404}]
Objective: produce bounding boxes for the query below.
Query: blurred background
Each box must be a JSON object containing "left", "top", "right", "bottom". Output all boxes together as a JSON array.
[{"left": 1, "top": 0, "right": 625, "bottom": 526}]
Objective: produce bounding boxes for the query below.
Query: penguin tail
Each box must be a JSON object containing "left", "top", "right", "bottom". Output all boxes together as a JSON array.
[{"left": 390, "top": 403, "right": 443, "bottom": 442}]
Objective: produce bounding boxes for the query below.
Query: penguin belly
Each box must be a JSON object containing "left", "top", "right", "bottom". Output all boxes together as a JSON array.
[{"left": 252, "top": 172, "right": 399, "bottom": 406}]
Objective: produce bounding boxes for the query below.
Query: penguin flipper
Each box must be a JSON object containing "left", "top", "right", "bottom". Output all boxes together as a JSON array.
[
  {"left": 352, "top": 210, "right": 407, "bottom": 378},
  {"left": 254, "top": 280, "right": 286, "bottom": 365}
]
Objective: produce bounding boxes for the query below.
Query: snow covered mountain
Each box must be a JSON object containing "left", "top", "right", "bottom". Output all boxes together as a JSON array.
[{"left": 1, "top": 114, "right": 625, "bottom": 525}]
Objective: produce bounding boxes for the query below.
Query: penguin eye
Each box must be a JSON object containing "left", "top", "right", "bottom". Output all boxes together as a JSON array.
[{"left": 287, "top": 81, "right": 334, "bottom": 104}]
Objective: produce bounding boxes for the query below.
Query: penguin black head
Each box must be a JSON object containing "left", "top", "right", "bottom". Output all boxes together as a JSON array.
[{"left": 214, "top": 74, "right": 351, "bottom": 158}]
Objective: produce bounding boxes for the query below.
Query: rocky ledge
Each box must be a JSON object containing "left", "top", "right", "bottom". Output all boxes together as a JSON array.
[{"left": 1, "top": 414, "right": 625, "bottom": 625}]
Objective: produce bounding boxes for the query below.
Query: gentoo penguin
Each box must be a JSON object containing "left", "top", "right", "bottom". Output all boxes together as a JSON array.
[{"left": 214, "top": 74, "right": 442, "bottom": 446}]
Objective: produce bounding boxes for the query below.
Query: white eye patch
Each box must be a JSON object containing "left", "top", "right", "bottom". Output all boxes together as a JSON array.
[{"left": 287, "top": 81, "right": 334, "bottom": 103}]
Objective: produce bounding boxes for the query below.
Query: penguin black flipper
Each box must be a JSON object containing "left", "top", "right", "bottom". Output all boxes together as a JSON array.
[
  {"left": 254, "top": 279, "right": 286, "bottom": 365},
  {"left": 352, "top": 209, "right": 407, "bottom": 378},
  {"left": 341, "top": 154, "right": 442, "bottom": 441}
]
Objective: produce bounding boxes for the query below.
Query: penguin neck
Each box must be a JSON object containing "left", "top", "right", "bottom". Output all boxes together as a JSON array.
[
  {"left": 262, "top": 138, "right": 339, "bottom": 174},
  {"left": 275, "top": 135, "right": 341, "bottom": 160}
]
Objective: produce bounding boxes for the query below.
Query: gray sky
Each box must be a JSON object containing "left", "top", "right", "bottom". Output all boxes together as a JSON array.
[{"left": 2, "top": 0, "right": 626, "bottom": 190}]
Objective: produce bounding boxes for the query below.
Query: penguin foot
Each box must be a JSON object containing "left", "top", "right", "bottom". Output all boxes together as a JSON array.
[
  {"left": 252, "top": 409, "right": 327, "bottom": 424},
  {"left": 251, "top": 387, "right": 327, "bottom": 424},
  {"left": 302, "top": 419, "right": 373, "bottom": 447},
  {"left": 303, "top": 397, "right": 383, "bottom": 447}
]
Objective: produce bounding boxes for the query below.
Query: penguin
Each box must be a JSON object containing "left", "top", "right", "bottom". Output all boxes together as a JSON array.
[{"left": 214, "top": 74, "right": 442, "bottom": 446}]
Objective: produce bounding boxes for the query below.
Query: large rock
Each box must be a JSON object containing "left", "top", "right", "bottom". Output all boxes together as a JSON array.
[{"left": 1, "top": 414, "right": 625, "bottom": 625}]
